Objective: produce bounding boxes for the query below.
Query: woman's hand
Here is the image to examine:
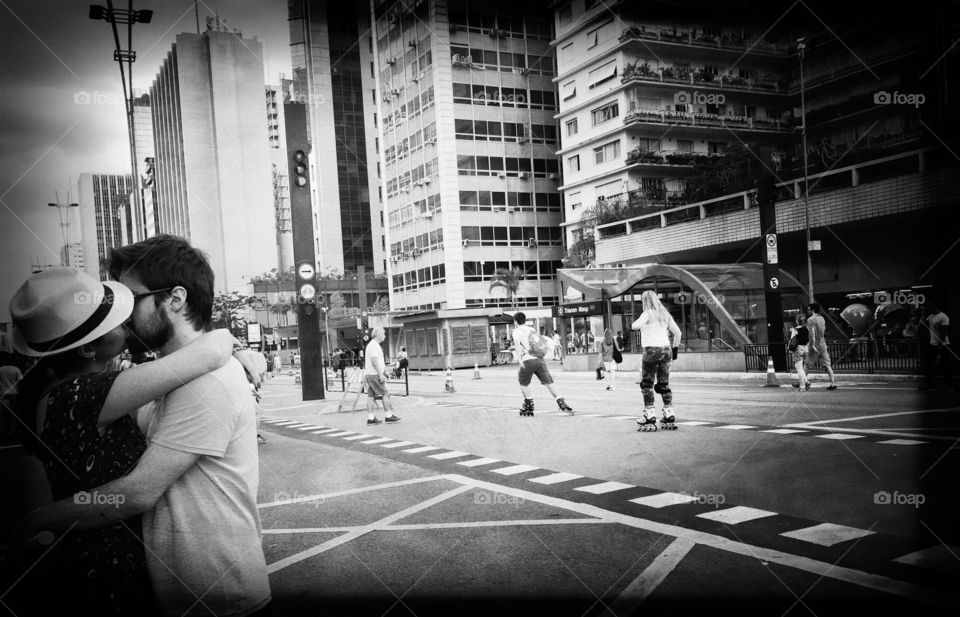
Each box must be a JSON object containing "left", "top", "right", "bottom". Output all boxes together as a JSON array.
[
  {"left": 236, "top": 350, "right": 267, "bottom": 388},
  {"left": 186, "top": 329, "right": 236, "bottom": 370}
]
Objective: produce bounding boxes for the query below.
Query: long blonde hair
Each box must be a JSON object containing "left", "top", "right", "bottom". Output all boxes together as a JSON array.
[{"left": 641, "top": 290, "right": 672, "bottom": 329}]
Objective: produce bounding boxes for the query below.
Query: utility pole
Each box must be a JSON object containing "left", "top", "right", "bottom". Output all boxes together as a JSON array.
[{"left": 797, "top": 37, "right": 815, "bottom": 303}]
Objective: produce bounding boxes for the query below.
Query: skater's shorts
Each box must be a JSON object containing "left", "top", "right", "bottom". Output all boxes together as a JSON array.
[
  {"left": 364, "top": 375, "right": 388, "bottom": 399},
  {"left": 791, "top": 344, "right": 808, "bottom": 364},
  {"left": 518, "top": 358, "right": 554, "bottom": 387},
  {"left": 807, "top": 341, "right": 831, "bottom": 368}
]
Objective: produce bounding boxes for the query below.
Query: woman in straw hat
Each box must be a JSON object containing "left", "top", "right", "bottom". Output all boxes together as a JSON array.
[{"left": 9, "top": 268, "right": 236, "bottom": 616}]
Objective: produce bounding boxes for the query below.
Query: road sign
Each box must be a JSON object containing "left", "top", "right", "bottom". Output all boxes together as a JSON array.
[
  {"left": 297, "top": 262, "right": 315, "bottom": 279},
  {"left": 766, "top": 246, "right": 778, "bottom": 265},
  {"left": 765, "top": 234, "right": 777, "bottom": 248},
  {"left": 808, "top": 240, "right": 821, "bottom": 251},
  {"left": 769, "top": 277, "right": 780, "bottom": 290},
  {"left": 299, "top": 283, "right": 316, "bottom": 300}
]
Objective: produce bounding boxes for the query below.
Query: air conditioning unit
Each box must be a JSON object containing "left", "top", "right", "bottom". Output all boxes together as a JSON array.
[
  {"left": 519, "top": 172, "right": 530, "bottom": 179},
  {"left": 426, "top": 138, "right": 436, "bottom": 145},
  {"left": 498, "top": 172, "right": 507, "bottom": 178},
  {"left": 527, "top": 238, "right": 538, "bottom": 248},
  {"left": 386, "top": 57, "right": 397, "bottom": 65},
  {"left": 451, "top": 54, "right": 461, "bottom": 63},
  {"left": 518, "top": 137, "right": 528, "bottom": 144},
  {"left": 512, "top": 68, "right": 524, "bottom": 75},
  {"left": 423, "top": 177, "right": 432, "bottom": 184},
  {"left": 449, "top": 23, "right": 459, "bottom": 34},
  {"left": 413, "top": 181, "right": 423, "bottom": 186},
  {"left": 462, "top": 239, "right": 469, "bottom": 247},
  {"left": 391, "top": 88, "right": 401, "bottom": 96},
  {"left": 408, "top": 40, "right": 418, "bottom": 48},
  {"left": 412, "top": 75, "right": 419, "bottom": 83},
  {"left": 424, "top": 211, "right": 434, "bottom": 218},
  {"left": 547, "top": 173, "right": 559, "bottom": 180}
]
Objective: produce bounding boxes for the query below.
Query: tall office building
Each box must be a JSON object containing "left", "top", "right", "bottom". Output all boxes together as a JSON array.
[
  {"left": 266, "top": 84, "right": 294, "bottom": 275},
  {"left": 132, "top": 90, "right": 157, "bottom": 240},
  {"left": 60, "top": 243, "right": 85, "bottom": 271},
  {"left": 77, "top": 173, "right": 134, "bottom": 281},
  {"left": 370, "top": 0, "right": 560, "bottom": 311},
  {"left": 150, "top": 26, "right": 276, "bottom": 293},
  {"left": 288, "top": 1, "right": 384, "bottom": 277}
]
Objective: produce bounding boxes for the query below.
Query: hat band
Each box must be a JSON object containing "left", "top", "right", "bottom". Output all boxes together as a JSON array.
[{"left": 30, "top": 285, "right": 117, "bottom": 353}]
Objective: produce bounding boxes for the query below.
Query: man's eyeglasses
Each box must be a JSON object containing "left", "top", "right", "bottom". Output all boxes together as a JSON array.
[{"left": 132, "top": 287, "right": 174, "bottom": 303}]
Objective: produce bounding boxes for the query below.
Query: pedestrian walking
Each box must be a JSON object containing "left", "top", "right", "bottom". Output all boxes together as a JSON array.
[
  {"left": 552, "top": 331, "right": 563, "bottom": 362},
  {"left": 805, "top": 303, "right": 838, "bottom": 389},
  {"left": 789, "top": 312, "right": 811, "bottom": 391},
  {"left": 513, "top": 312, "right": 573, "bottom": 416},
  {"left": 921, "top": 301, "right": 952, "bottom": 390},
  {"left": 631, "top": 290, "right": 682, "bottom": 431},
  {"left": 364, "top": 327, "right": 400, "bottom": 425},
  {"left": 598, "top": 329, "right": 620, "bottom": 390}
]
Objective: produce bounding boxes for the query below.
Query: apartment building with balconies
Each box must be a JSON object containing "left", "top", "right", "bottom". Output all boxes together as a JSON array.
[{"left": 375, "top": 0, "right": 561, "bottom": 311}]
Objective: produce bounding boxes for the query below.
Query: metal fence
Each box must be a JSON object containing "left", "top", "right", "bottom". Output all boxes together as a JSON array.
[{"left": 745, "top": 340, "right": 920, "bottom": 374}]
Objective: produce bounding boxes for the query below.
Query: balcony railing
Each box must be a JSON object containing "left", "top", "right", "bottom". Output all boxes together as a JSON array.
[
  {"left": 622, "top": 61, "right": 788, "bottom": 93},
  {"left": 625, "top": 149, "right": 718, "bottom": 167},
  {"left": 624, "top": 108, "right": 796, "bottom": 133},
  {"left": 619, "top": 26, "right": 791, "bottom": 56}
]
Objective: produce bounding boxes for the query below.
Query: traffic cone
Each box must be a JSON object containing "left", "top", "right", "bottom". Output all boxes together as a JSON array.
[
  {"left": 472, "top": 362, "right": 481, "bottom": 380},
  {"left": 444, "top": 367, "right": 456, "bottom": 392},
  {"left": 763, "top": 356, "right": 780, "bottom": 387}
]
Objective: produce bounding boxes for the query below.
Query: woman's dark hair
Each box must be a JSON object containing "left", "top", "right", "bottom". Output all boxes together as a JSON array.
[{"left": 109, "top": 234, "right": 215, "bottom": 331}]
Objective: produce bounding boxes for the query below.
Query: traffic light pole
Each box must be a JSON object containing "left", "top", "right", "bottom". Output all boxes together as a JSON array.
[
  {"left": 285, "top": 102, "right": 324, "bottom": 400},
  {"left": 757, "top": 147, "right": 787, "bottom": 371}
]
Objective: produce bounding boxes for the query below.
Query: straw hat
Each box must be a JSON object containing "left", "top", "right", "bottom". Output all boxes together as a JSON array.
[{"left": 10, "top": 268, "right": 134, "bottom": 357}]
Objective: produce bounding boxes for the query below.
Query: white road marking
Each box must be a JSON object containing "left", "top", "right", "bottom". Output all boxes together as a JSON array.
[
  {"left": 490, "top": 464, "right": 539, "bottom": 476},
  {"left": 380, "top": 441, "right": 415, "bottom": 449},
  {"left": 877, "top": 439, "right": 928, "bottom": 445},
  {"left": 607, "top": 415, "right": 637, "bottom": 420},
  {"left": 428, "top": 450, "right": 471, "bottom": 460},
  {"left": 696, "top": 506, "right": 777, "bottom": 525},
  {"left": 403, "top": 445, "right": 443, "bottom": 454},
  {"left": 263, "top": 403, "right": 319, "bottom": 412},
  {"left": 295, "top": 426, "right": 321, "bottom": 431},
  {"left": 258, "top": 475, "right": 448, "bottom": 509},
  {"left": 815, "top": 433, "right": 865, "bottom": 441},
  {"left": 761, "top": 428, "right": 808, "bottom": 434},
  {"left": 716, "top": 425, "right": 758, "bottom": 430},
  {"left": 780, "top": 522, "right": 876, "bottom": 547},
  {"left": 326, "top": 431, "right": 356, "bottom": 437},
  {"left": 629, "top": 492, "right": 698, "bottom": 508},
  {"left": 360, "top": 437, "right": 395, "bottom": 445},
  {"left": 457, "top": 457, "right": 501, "bottom": 467},
  {"left": 677, "top": 421, "right": 713, "bottom": 426},
  {"left": 263, "top": 518, "right": 612, "bottom": 535},
  {"left": 574, "top": 481, "right": 634, "bottom": 495},
  {"left": 528, "top": 472, "right": 583, "bottom": 485},
  {"left": 266, "top": 484, "right": 474, "bottom": 574},
  {"left": 609, "top": 537, "right": 697, "bottom": 613},
  {"left": 310, "top": 428, "right": 342, "bottom": 435},
  {"left": 342, "top": 434, "right": 373, "bottom": 441},
  {"left": 893, "top": 545, "right": 960, "bottom": 575}
]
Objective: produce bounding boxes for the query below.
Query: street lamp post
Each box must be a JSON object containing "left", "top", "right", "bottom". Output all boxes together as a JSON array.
[
  {"left": 797, "top": 37, "right": 815, "bottom": 303},
  {"left": 89, "top": 3, "right": 153, "bottom": 243}
]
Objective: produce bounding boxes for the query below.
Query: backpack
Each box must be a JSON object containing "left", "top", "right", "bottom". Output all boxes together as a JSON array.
[{"left": 527, "top": 330, "right": 550, "bottom": 358}]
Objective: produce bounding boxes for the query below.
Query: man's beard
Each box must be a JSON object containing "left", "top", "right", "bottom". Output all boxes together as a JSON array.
[{"left": 127, "top": 308, "right": 174, "bottom": 354}]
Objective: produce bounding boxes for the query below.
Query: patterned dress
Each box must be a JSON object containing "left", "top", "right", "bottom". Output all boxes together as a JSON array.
[{"left": 38, "top": 371, "right": 157, "bottom": 616}]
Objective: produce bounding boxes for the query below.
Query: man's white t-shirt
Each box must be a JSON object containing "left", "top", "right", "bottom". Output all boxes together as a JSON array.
[
  {"left": 138, "top": 358, "right": 270, "bottom": 617},
  {"left": 512, "top": 323, "right": 545, "bottom": 362},
  {"left": 365, "top": 338, "right": 386, "bottom": 376},
  {"left": 928, "top": 312, "right": 951, "bottom": 346}
]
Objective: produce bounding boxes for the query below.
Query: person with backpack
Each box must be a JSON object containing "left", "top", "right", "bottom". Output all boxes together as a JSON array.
[
  {"left": 512, "top": 312, "right": 573, "bottom": 416},
  {"left": 631, "top": 290, "right": 682, "bottom": 431},
  {"left": 598, "top": 329, "right": 622, "bottom": 390},
  {"left": 789, "top": 312, "right": 812, "bottom": 391}
]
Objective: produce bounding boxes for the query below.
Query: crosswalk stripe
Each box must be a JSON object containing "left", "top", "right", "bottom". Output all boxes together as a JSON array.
[
  {"left": 815, "top": 433, "right": 864, "bottom": 441},
  {"left": 877, "top": 439, "right": 928, "bottom": 446},
  {"left": 457, "top": 457, "right": 501, "bottom": 467},
  {"left": 327, "top": 431, "right": 356, "bottom": 437},
  {"left": 629, "top": 492, "right": 698, "bottom": 508},
  {"left": 780, "top": 523, "right": 875, "bottom": 546},
  {"left": 361, "top": 437, "right": 395, "bottom": 445},
  {"left": 697, "top": 506, "right": 777, "bottom": 525},
  {"left": 529, "top": 472, "right": 583, "bottom": 485},
  {"left": 490, "top": 464, "right": 539, "bottom": 476},
  {"left": 575, "top": 481, "right": 634, "bottom": 495},
  {"left": 342, "top": 434, "right": 374, "bottom": 441},
  {"left": 761, "top": 429, "right": 808, "bottom": 434},
  {"left": 380, "top": 441, "right": 415, "bottom": 449},
  {"left": 310, "top": 428, "right": 342, "bottom": 434},
  {"left": 716, "top": 425, "right": 758, "bottom": 430},
  {"left": 403, "top": 445, "right": 443, "bottom": 454},
  {"left": 428, "top": 450, "right": 471, "bottom": 460}
]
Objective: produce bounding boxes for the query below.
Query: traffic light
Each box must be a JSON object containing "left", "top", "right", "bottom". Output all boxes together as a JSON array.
[
  {"left": 293, "top": 149, "right": 308, "bottom": 189},
  {"left": 361, "top": 311, "right": 370, "bottom": 342}
]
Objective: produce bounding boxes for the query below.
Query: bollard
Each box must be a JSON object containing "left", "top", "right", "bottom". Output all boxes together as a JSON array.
[
  {"left": 444, "top": 367, "right": 456, "bottom": 392},
  {"left": 472, "top": 362, "right": 481, "bottom": 380},
  {"left": 763, "top": 356, "right": 780, "bottom": 387}
]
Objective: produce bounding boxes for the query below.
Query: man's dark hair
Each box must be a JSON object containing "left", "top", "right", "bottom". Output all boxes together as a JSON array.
[
  {"left": 808, "top": 303, "right": 822, "bottom": 314},
  {"left": 109, "top": 234, "right": 215, "bottom": 331},
  {"left": 514, "top": 312, "right": 526, "bottom": 325}
]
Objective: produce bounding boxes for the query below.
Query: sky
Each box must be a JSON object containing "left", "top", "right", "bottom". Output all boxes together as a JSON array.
[{"left": 0, "top": 0, "right": 293, "bottom": 321}]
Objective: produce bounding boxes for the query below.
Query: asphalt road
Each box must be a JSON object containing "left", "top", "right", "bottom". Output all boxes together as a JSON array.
[{"left": 253, "top": 365, "right": 960, "bottom": 616}]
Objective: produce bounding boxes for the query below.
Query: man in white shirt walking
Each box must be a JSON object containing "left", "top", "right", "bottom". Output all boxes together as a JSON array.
[
  {"left": 922, "top": 301, "right": 953, "bottom": 391},
  {"left": 364, "top": 327, "right": 401, "bottom": 425}
]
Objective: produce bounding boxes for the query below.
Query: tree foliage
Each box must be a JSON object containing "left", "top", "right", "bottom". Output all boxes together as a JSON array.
[{"left": 488, "top": 267, "right": 524, "bottom": 308}]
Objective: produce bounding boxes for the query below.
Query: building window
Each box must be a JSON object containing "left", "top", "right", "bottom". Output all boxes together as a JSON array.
[
  {"left": 586, "top": 19, "right": 614, "bottom": 49},
  {"left": 677, "top": 139, "right": 693, "bottom": 153},
  {"left": 566, "top": 118, "right": 578, "bottom": 136},
  {"left": 568, "top": 155, "right": 580, "bottom": 173},
  {"left": 561, "top": 81, "right": 576, "bottom": 101},
  {"left": 591, "top": 101, "right": 619, "bottom": 126},
  {"left": 558, "top": 4, "right": 572, "bottom": 25},
  {"left": 588, "top": 61, "right": 617, "bottom": 88},
  {"left": 568, "top": 190, "right": 581, "bottom": 210},
  {"left": 593, "top": 140, "right": 620, "bottom": 164}
]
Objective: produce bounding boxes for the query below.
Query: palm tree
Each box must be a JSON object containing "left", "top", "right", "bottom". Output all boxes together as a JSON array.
[{"left": 488, "top": 267, "right": 524, "bottom": 309}]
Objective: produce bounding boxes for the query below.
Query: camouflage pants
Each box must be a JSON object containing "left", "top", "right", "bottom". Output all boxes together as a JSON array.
[{"left": 640, "top": 347, "right": 673, "bottom": 407}]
